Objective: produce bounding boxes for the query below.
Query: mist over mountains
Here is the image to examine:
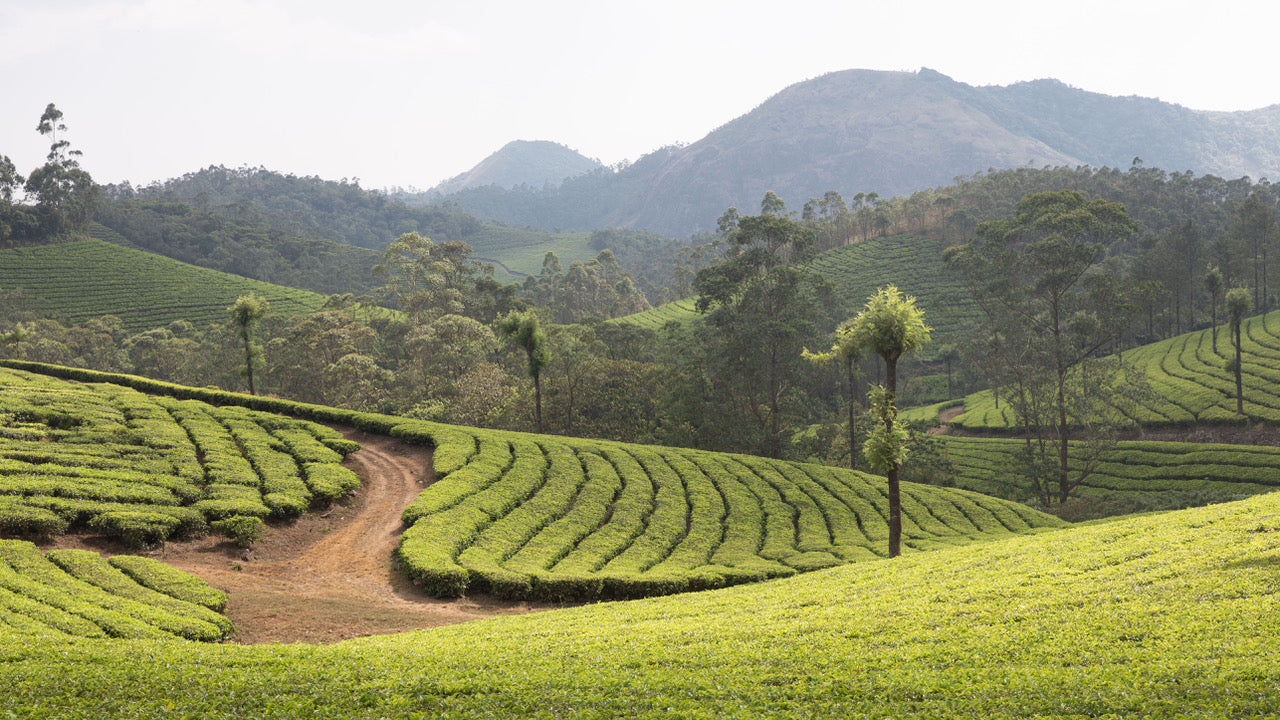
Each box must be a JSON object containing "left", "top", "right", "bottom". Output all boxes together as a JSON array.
[{"left": 421, "top": 68, "right": 1280, "bottom": 237}]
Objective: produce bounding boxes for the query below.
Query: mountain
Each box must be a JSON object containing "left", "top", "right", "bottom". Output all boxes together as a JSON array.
[
  {"left": 430, "top": 140, "right": 603, "bottom": 195},
  {"left": 425, "top": 68, "right": 1280, "bottom": 237}
]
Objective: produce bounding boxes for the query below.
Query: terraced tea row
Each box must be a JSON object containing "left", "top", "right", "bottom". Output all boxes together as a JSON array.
[
  {"left": 615, "top": 234, "right": 977, "bottom": 346},
  {"left": 947, "top": 308, "right": 1280, "bottom": 430},
  {"left": 0, "top": 237, "right": 329, "bottom": 332},
  {"left": 941, "top": 435, "right": 1280, "bottom": 505},
  {"left": 0, "top": 540, "right": 231, "bottom": 641},
  {"left": 0, "top": 367, "right": 360, "bottom": 547},
  {"left": 397, "top": 426, "right": 1064, "bottom": 601}
]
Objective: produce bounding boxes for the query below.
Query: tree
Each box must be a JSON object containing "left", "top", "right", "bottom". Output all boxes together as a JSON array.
[
  {"left": 22, "top": 103, "right": 97, "bottom": 236},
  {"left": 803, "top": 321, "right": 864, "bottom": 471},
  {"left": 1204, "top": 265, "right": 1224, "bottom": 352},
  {"left": 946, "top": 190, "right": 1140, "bottom": 505},
  {"left": 845, "top": 285, "right": 931, "bottom": 557},
  {"left": 496, "top": 309, "right": 550, "bottom": 433},
  {"left": 372, "top": 232, "right": 480, "bottom": 323},
  {"left": 695, "top": 195, "right": 827, "bottom": 458},
  {"left": 937, "top": 343, "right": 960, "bottom": 399},
  {"left": 228, "top": 294, "right": 269, "bottom": 395},
  {"left": 1226, "top": 287, "right": 1253, "bottom": 415}
]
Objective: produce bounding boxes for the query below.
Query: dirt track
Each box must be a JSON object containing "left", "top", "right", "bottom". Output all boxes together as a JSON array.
[{"left": 57, "top": 431, "right": 548, "bottom": 644}]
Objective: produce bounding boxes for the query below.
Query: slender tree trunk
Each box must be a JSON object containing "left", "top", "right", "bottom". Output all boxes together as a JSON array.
[
  {"left": 1211, "top": 293, "right": 1219, "bottom": 353},
  {"left": 242, "top": 336, "right": 256, "bottom": 396},
  {"left": 534, "top": 372, "right": 543, "bottom": 433},
  {"left": 1235, "top": 322, "right": 1245, "bottom": 415},
  {"left": 885, "top": 356, "right": 901, "bottom": 558},
  {"left": 846, "top": 358, "right": 858, "bottom": 472}
]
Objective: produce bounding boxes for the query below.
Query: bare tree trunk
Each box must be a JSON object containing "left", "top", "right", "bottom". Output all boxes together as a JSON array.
[{"left": 885, "top": 357, "right": 901, "bottom": 558}]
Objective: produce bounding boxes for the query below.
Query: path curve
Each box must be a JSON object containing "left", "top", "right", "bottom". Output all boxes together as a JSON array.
[{"left": 58, "top": 430, "right": 547, "bottom": 644}]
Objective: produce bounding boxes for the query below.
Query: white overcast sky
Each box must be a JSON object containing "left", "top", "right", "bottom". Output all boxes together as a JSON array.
[{"left": 3, "top": 0, "right": 1276, "bottom": 192}]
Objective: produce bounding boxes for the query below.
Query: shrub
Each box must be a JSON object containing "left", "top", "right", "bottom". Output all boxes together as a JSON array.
[
  {"left": 211, "top": 515, "right": 265, "bottom": 548},
  {"left": 0, "top": 504, "right": 69, "bottom": 538},
  {"left": 108, "top": 554, "right": 227, "bottom": 611},
  {"left": 88, "top": 510, "right": 181, "bottom": 549}
]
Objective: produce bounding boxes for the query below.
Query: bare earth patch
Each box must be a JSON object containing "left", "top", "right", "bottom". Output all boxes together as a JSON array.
[{"left": 51, "top": 430, "right": 555, "bottom": 644}]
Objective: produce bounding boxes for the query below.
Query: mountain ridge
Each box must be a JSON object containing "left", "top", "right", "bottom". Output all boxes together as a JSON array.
[{"left": 425, "top": 68, "right": 1280, "bottom": 236}]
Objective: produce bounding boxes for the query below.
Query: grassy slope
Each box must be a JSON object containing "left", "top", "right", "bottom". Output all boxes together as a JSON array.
[
  {"left": 2, "top": 490, "right": 1277, "bottom": 718},
  {"left": 615, "top": 234, "right": 976, "bottom": 347},
  {"left": 465, "top": 226, "right": 595, "bottom": 278},
  {"left": 0, "top": 238, "right": 331, "bottom": 332},
  {"left": 945, "top": 308, "right": 1280, "bottom": 431}
]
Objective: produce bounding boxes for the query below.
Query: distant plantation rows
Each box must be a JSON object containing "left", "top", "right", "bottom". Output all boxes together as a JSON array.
[
  {"left": 949, "top": 308, "right": 1280, "bottom": 430},
  {"left": 616, "top": 234, "right": 977, "bottom": 345},
  {"left": 610, "top": 296, "right": 700, "bottom": 330},
  {"left": 465, "top": 226, "right": 594, "bottom": 277},
  {"left": 0, "top": 367, "right": 359, "bottom": 547},
  {"left": 0, "top": 540, "right": 231, "bottom": 641},
  {"left": 802, "top": 234, "right": 977, "bottom": 346},
  {"left": 941, "top": 435, "right": 1280, "bottom": 506},
  {"left": 0, "top": 238, "right": 329, "bottom": 332},
  {"left": 397, "top": 424, "right": 1063, "bottom": 601}
]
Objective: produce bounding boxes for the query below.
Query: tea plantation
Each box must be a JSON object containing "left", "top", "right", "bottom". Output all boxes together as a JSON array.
[
  {"left": 0, "top": 365, "right": 360, "bottom": 547},
  {"left": 616, "top": 234, "right": 977, "bottom": 346},
  {"left": 0, "top": 361, "right": 1062, "bottom": 603},
  {"left": 0, "top": 237, "right": 331, "bottom": 332},
  {"left": 2, "top": 490, "right": 1277, "bottom": 718},
  {"left": 947, "top": 308, "right": 1280, "bottom": 430}
]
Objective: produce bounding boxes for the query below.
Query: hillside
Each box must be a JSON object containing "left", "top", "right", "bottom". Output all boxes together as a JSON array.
[
  {"left": 946, "top": 308, "right": 1280, "bottom": 430},
  {"left": 0, "top": 238, "right": 333, "bottom": 332},
  {"left": 429, "top": 68, "right": 1280, "bottom": 236},
  {"left": 0, "top": 362, "right": 1062, "bottom": 603},
  {"left": 3, "top": 484, "right": 1277, "bottom": 716},
  {"left": 431, "top": 140, "right": 603, "bottom": 195},
  {"left": 616, "top": 233, "right": 976, "bottom": 348}
]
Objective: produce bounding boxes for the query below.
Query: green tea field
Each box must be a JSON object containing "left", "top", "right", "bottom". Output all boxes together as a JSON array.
[
  {"left": 0, "top": 237, "right": 332, "bottom": 332},
  {"left": 616, "top": 234, "right": 977, "bottom": 347},
  {"left": 945, "top": 308, "right": 1280, "bottom": 430}
]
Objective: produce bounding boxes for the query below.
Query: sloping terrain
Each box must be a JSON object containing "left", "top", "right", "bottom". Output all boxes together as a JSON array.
[
  {"left": 3, "top": 487, "right": 1277, "bottom": 717},
  {"left": 432, "top": 68, "right": 1280, "bottom": 236},
  {"left": 948, "top": 308, "right": 1280, "bottom": 430},
  {"left": 0, "top": 238, "right": 331, "bottom": 332},
  {"left": 0, "top": 366, "right": 359, "bottom": 543}
]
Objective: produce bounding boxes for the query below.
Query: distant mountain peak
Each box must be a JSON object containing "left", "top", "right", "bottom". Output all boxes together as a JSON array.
[{"left": 432, "top": 140, "right": 602, "bottom": 194}]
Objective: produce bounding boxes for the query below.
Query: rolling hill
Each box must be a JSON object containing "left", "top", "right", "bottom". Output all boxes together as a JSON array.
[
  {"left": 615, "top": 232, "right": 976, "bottom": 349},
  {"left": 430, "top": 140, "right": 603, "bottom": 195},
  {"left": 944, "top": 308, "right": 1280, "bottom": 430},
  {"left": 0, "top": 237, "right": 336, "bottom": 333},
  {"left": 429, "top": 68, "right": 1280, "bottom": 237}
]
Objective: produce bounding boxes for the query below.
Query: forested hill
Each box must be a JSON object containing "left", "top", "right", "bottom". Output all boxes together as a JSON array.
[
  {"left": 116, "top": 166, "right": 483, "bottom": 250},
  {"left": 425, "top": 68, "right": 1280, "bottom": 237}
]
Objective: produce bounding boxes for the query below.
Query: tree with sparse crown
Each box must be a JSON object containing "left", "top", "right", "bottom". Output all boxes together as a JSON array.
[
  {"left": 1226, "top": 287, "right": 1253, "bottom": 415},
  {"left": 845, "top": 285, "right": 930, "bottom": 557},
  {"left": 496, "top": 309, "right": 550, "bottom": 433},
  {"left": 228, "top": 294, "right": 269, "bottom": 395}
]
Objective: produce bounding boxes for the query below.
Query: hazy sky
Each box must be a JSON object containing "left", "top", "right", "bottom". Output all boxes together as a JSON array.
[{"left": 3, "top": 0, "right": 1276, "bottom": 192}]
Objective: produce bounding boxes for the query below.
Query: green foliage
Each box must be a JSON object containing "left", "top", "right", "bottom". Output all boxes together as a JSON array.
[
  {"left": 87, "top": 511, "right": 180, "bottom": 549},
  {"left": 210, "top": 514, "right": 265, "bottom": 548},
  {"left": 0, "top": 365, "right": 360, "bottom": 545},
  {"left": 108, "top": 554, "right": 227, "bottom": 612},
  {"left": 949, "top": 308, "right": 1280, "bottom": 429},
  {"left": 863, "top": 386, "right": 910, "bottom": 473},
  {"left": 0, "top": 539, "right": 231, "bottom": 641}
]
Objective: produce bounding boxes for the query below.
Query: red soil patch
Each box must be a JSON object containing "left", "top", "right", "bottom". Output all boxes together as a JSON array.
[{"left": 50, "top": 430, "right": 555, "bottom": 645}]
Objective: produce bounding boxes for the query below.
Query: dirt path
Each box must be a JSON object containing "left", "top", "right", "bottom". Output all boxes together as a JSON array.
[{"left": 55, "top": 430, "right": 549, "bottom": 644}]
